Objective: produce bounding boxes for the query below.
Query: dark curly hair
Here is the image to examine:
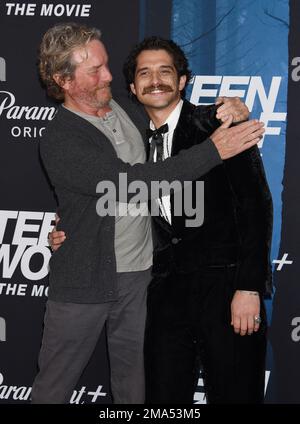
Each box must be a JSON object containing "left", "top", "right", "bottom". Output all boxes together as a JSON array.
[{"left": 123, "top": 36, "right": 192, "bottom": 100}]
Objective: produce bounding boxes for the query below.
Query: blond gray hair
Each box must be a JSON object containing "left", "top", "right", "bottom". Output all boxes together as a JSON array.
[{"left": 39, "top": 22, "right": 101, "bottom": 100}]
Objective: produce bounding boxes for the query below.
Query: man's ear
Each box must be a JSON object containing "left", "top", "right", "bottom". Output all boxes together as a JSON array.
[
  {"left": 179, "top": 75, "right": 187, "bottom": 92},
  {"left": 130, "top": 82, "right": 136, "bottom": 95},
  {"left": 53, "top": 73, "right": 71, "bottom": 90}
]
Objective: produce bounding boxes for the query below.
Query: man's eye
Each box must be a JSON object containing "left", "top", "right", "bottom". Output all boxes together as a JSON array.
[{"left": 161, "top": 70, "right": 171, "bottom": 75}]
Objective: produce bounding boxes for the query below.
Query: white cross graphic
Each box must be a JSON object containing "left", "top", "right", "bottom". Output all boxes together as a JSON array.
[
  {"left": 87, "top": 385, "right": 106, "bottom": 402},
  {"left": 273, "top": 253, "right": 293, "bottom": 271}
]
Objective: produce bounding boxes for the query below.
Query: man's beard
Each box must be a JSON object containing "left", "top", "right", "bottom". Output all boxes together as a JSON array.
[{"left": 76, "top": 85, "right": 112, "bottom": 108}]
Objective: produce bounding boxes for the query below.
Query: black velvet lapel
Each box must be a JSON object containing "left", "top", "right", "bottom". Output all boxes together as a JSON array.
[{"left": 171, "top": 101, "right": 196, "bottom": 156}]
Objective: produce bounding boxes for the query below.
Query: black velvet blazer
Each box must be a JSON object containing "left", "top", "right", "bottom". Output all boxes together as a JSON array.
[{"left": 151, "top": 100, "right": 273, "bottom": 296}]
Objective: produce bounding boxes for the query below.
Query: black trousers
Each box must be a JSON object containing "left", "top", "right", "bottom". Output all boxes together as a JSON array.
[{"left": 144, "top": 265, "right": 267, "bottom": 404}]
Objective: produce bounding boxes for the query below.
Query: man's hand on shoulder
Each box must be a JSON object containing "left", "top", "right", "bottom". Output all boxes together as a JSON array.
[
  {"left": 215, "top": 96, "right": 249, "bottom": 123},
  {"left": 210, "top": 115, "right": 264, "bottom": 159}
]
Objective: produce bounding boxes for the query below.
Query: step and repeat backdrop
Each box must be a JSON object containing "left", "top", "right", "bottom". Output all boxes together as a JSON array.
[{"left": 0, "top": 0, "right": 299, "bottom": 404}]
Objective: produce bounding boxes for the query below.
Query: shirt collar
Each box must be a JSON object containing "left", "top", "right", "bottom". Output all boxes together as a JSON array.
[
  {"left": 63, "top": 100, "right": 115, "bottom": 122},
  {"left": 149, "top": 99, "right": 183, "bottom": 133}
]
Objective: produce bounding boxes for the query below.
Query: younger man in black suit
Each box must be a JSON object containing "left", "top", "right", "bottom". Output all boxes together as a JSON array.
[{"left": 123, "top": 37, "right": 272, "bottom": 404}]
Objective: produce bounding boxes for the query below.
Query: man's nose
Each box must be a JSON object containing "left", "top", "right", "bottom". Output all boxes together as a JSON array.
[
  {"left": 150, "top": 71, "right": 161, "bottom": 86},
  {"left": 102, "top": 65, "right": 112, "bottom": 82}
]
